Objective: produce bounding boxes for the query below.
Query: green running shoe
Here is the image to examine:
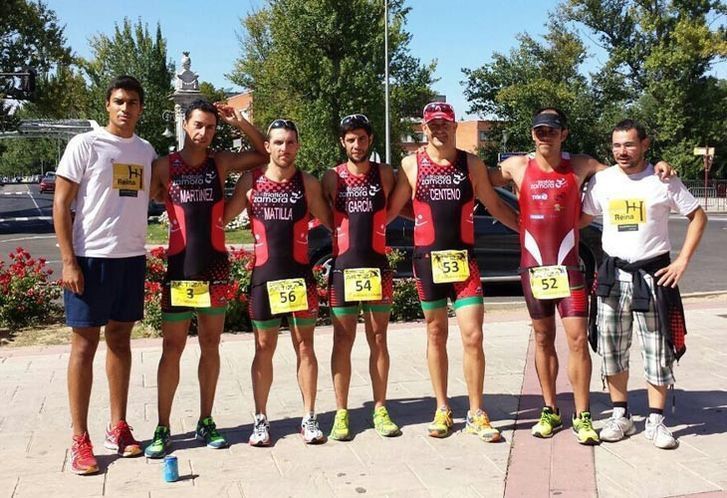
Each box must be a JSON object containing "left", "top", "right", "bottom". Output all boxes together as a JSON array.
[
  {"left": 195, "top": 417, "right": 229, "bottom": 449},
  {"left": 144, "top": 425, "right": 170, "bottom": 458},
  {"left": 373, "top": 406, "right": 401, "bottom": 437},
  {"left": 572, "top": 411, "right": 600, "bottom": 445},
  {"left": 329, "top": 409, "right": 352, "bottom": 441},
  {"left": 531, "top": 407, "right": 563, "bottom": 438},
  {"left": 427, "top": 406, "right": 453, "bottom": 438}
]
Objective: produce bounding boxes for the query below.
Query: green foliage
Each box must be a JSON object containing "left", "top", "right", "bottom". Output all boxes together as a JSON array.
[
  {"left": 390, "top": 279, "right": 422, "bottom": 322},
  {"left": 0, "top": 137, "right": 58, "bottom": 176},
  {"left": 230, "top": 0, "right": 435, "bottom": 174},
  {"left": 463, "top": 1, "right": 727, "bottom": 177},
  {"left": 0, "top": 248, "right": 62, "bottom": 328},
  {"left": 82, "top": 19, "right": 175, "bottom": 153}
]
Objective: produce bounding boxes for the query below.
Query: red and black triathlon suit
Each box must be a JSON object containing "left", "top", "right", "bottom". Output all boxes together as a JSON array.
[
  {"left": 328, "top": 162, "right": 393, "bottom": 310},
  {"left": 412, "top": 148, "right": 483, "bottom": 309},
  {"left": 248, "top": 167, "right": 318, "bottom": 327},
  {"left": 519, "top": 152, "right": 587, "bottom": 319},
  {"left": 162, "top": 152, "right": 229, "bottom": 313}
]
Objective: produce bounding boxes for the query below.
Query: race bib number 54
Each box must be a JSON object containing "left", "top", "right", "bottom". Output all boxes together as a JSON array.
[
  {"left": 267, "top": 278, "right": 308, "bottom": 314},
  {"left": 344, "top": 268, "right": 382, "bottom": 301},
  {"left": 431, "top": 250, "right": 470, "bottom": 284},
  {"left": 528, "top": 265, "right": 570, "bottom": 300}
]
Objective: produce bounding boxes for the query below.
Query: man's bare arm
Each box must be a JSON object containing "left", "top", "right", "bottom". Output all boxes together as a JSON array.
[
  {"left": 215, "top": 103, "right": 269, "bottom": 174},
  {"left": 387, "top": 156, "right": 415, "bottom": 223},
  {"left": 654, "top": 207, "right": 707, "bottom": 287},
  {"left": 470, "top": 155, "right": 519, "bottom": 232},
  {"left": 304, "top": 173, "right": 333, "bottom": 231},
  {"left": 53, "top": 176, "right": 83, "bottom": 294},
  {"left": 150, "top": 157, "right": 168, "bottom": 203}
]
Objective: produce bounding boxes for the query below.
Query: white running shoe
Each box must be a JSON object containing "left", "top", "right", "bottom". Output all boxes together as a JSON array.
[
  {"left": 249, "top": 413, "right": 271, "bottom": 447},
  {"left": 644, "top": 414, "right": 678, "bottom": 449},
  {"left": 600, "top": 409, "right": 636, "bottom": 442},
  {"left": 301, "top": 413, "right": 325, "bottom": 444}
]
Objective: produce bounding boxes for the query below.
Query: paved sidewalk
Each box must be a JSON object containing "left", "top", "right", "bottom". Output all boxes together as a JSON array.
[{"left": 1, "top": 296, "right": 725, "bottom": 497}]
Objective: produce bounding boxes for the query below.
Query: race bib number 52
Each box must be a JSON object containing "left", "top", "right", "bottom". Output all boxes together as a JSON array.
[
  {"left": 528, "top": 265, "right": 570, "bottom": 300},
  {"left": 267, "top": 278, "right": 308, "bottom": 314}
]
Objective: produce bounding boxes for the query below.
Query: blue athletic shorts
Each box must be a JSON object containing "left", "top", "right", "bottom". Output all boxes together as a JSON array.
[{"left": 64, "top": 255, "right": 146, "bottom": 327}]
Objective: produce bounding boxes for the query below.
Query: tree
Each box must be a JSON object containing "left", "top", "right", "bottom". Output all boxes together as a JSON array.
[
  {"left": 82, "top": 19, "right": 175, "bottom": 153},
  {"left": 462, "top": 21, "right": 611, "bottom": 165},
  {"left": 230, "top": 0, "right": 435, "bottom": 175},
  {"left": 558, "top": 0, "right": 727, "bottom": 178}
]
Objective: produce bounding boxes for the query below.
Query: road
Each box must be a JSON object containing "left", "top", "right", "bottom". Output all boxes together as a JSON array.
[{"left": 1, "top": 183, "right": 725, "bottom": 295}]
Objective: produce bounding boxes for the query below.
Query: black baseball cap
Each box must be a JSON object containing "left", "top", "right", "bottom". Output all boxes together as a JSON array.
[{"left": 532, "top": 113, "right": 565, "bottom": 129}]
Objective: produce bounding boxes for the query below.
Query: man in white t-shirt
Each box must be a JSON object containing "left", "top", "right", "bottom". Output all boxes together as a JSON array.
[
  {"left": 54, "top": 75, "right": 156, "bottom": 475},
  {"left": 580, "top": 119, "right": 707, "bottom": 450}
]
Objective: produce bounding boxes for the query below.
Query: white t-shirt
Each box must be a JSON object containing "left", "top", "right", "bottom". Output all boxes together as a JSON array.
[
  {"left": 583, "top": 164, "right": 699, "bottom": 279},
  {"left": 56, "top": 127, "right": 156, "bottom": 258}
]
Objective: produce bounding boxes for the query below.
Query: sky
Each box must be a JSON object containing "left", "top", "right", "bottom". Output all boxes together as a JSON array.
[{"left": 44, "top": 0, "right": 724, "bottom": 119}]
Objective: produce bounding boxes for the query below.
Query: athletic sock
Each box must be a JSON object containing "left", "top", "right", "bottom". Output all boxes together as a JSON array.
[
  {"left": 613, "top": 401, "right": 628, "bottom": 419},
  {"left": 649, "top": 407, "right": 664, "bottom": 416}
]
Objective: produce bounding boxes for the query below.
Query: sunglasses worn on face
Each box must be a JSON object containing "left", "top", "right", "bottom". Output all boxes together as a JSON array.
[{"left": 267, "top": 119, "right": 298, "bottom": 135}]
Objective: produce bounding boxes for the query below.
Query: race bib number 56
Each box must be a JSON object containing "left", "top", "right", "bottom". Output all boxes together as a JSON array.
[
  {"left": 431, "top": 250, "right": 470, "bottom": 284},
  {"left": 528, "top": 265, "right": 570, "bottom": 300},
  {"left": 267, "top": 278, "right": 308, "bottom": 314}
]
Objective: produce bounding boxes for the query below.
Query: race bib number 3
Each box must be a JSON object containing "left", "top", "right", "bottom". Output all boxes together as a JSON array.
[
  {"left": 431, "top": 250, "right": 470, "bottom": 284},
  {"left": 609, "top": 199, "right": 646, "bottom": 232},
  {"left": 267, "top": 278, "right": 308, "bottom": 314},
  {"left": 170, "top": 280, "right": 211, "bottom": 307},
  {"left": 529, "top": 265, "right": 571, "bottom": 300},
  {"left": 113, "top": 163, "right": 144, "bottom": 197},
  {"left": 344, "top": 268, "right": 382, "bottom": 302}
]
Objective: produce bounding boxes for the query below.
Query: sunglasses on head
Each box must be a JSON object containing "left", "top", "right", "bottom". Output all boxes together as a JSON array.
[
  {"left": 340, "top": 114, "right": 370, "bottom": 127},
  {"left": 424, "top": 102, "right": 454, "bottom": 113},
  {"left": 267, "top": 119, "right": 298, "bottom": 135}
]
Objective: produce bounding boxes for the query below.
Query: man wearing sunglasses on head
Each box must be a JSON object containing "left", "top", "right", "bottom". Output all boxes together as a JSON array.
[
  {"left": 321, "top": 114, "right": 400, "bottom": 441},
  {"left": 496, "top": 107, "right": 674, "bottom": 445},
  {"left": 143, "top": 99, "right": 268, "bottom": 459},
  {"left": 224, "top": 119, "right": 333, "bottom": 446},
  {"left": 387, "top": 102, "right": 519, "bottom": 441}
]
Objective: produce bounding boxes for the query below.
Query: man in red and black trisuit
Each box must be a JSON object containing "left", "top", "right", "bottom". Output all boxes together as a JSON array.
[
  {"left": 321, "top": 114, "right": 400, "bottom": 441},
  {"left": 224, "top": 119, "right": 332, "bottom": 446},
  {"left": 497, "top": 107, "right": 673, "bottom": 444},
  {"left": 144, "top": 100, "right": 268, "bottom": 457},
  {"left": 387, "top": 102, "right": 519, "bottom": 441}
]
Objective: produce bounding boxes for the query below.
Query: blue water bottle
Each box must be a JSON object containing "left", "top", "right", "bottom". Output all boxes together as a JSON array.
[{"left": 163, "top": 455, "right": 179, "bottom": 482}]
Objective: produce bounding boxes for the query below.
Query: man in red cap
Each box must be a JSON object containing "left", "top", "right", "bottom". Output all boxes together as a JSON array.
[{"left": 388, "top": 101, "right": 519, "bottom": 441}]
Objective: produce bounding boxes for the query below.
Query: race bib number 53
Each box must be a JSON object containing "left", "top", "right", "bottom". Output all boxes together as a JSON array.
[
  {"left": 431, "top": 250, "right": 470, "bottom": 284},
  {"left": 528, "top": 265, "right": 570, "bottom": 300},
  {"left": 267, "top": 278, "right": 308, "bottom": 314}
]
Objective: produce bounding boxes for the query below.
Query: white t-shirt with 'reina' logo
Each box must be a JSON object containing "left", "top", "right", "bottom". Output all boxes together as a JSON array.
[
  {"left": 583, "top": 163, "right": 699, "bottom": 277},
  {"left": 56, "top": 127, "right": 156, "bottom": 258}
]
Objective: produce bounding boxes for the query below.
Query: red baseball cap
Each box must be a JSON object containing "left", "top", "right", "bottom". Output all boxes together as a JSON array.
[{"left": 423, "top": 102, "right": 455, "bottom": 124}]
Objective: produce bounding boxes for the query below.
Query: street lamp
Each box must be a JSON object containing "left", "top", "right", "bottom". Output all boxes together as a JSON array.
[{"left": 384, "top": 0, "right": 391, "bottom": 165}]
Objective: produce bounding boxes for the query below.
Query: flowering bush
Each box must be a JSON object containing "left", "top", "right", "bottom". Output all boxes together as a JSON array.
[
  {"left": 142, "top": 246, "right": 167, "bottom": 332},
  {"left": 0, "top": 247, "right": 62, "bottom": 328},
  {"left": 225, "top": 247, "right": 254, "bottom": 331}
]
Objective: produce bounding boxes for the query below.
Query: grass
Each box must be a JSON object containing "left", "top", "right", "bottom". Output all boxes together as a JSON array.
[{"left": 146, "top": 221, "right": 254, "bottom": 245}]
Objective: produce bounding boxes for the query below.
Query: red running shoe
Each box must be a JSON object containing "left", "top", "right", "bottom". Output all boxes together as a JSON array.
[
  {"left": 104, "top": 420, "right": 142, "bottom": 457},
  {"left": 70, "top": 432, "right": 99, "bottom": 475}
]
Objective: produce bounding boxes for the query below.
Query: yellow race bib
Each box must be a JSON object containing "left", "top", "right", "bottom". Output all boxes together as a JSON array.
[
  {"left": 267, "top": 278, "right": 308, "bottom": 314},
  {"left": 608, "top": 199, "right": 646, "bottom": 232},
  {"left": 528, "top": 265, "right": 571, "bottom": 300},
  {"left": 431, "top": 250, "right": 470, "bottom": 284},
  {"left": 343, "top": 268, "right": 382, "bottom": 301},
  {"left": 170, "top": 280, "right": 211, "bottom": 307},
  {"left": 113, "top": 163, "right": 144, "bottom": 197}
]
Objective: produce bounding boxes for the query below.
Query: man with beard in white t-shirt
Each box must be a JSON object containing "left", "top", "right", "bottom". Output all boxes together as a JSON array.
[
  {"left": 580, "top": 119, "right": 707, "bottom": 450},
  {"left": 54, "top": 75, "right": 156, "bottom": 474}
]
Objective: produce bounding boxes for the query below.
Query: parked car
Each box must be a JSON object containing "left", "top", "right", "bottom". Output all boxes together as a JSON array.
[
  {"left": 308, "top": 187, "right": 603, "bottom": 287},
  {"left": 39, "top": 172, "right": 56, "bottom": 193}
]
